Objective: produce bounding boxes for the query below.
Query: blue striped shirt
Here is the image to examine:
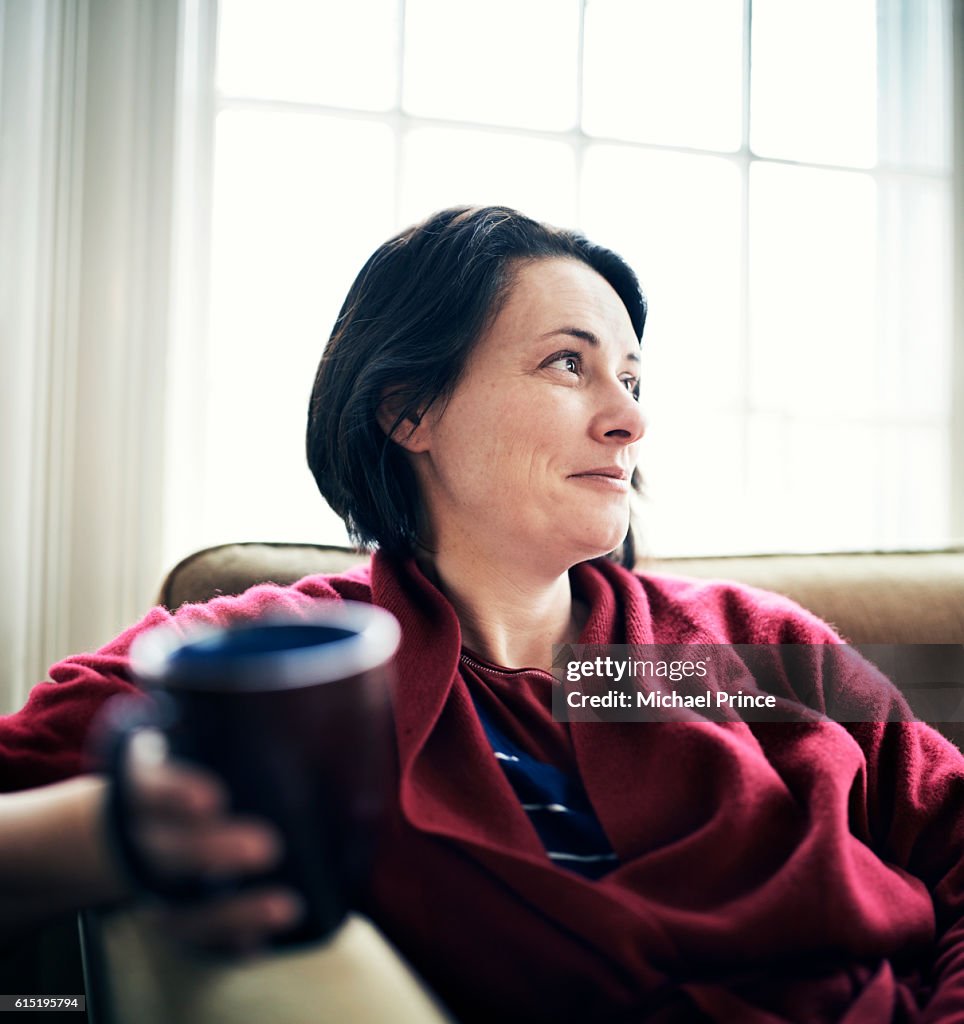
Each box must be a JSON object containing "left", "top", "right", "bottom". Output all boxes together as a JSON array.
[{"left": 469, "top": 690, "right": 619, "bottom": 880}]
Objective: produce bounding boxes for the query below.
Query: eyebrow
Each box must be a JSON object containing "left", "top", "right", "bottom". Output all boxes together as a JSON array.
[{"left": 538, "top": 326, "right": 640, "bottom": 364}]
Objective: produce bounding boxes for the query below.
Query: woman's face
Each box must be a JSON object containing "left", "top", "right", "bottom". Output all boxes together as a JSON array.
[{"left": 407, "top": 257, "right": 646, "bottom": 571}]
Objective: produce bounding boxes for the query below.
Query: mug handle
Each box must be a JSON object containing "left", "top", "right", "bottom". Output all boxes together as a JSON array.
[{"left": 93, "top": 693, "right": 233, "bottom": 903}]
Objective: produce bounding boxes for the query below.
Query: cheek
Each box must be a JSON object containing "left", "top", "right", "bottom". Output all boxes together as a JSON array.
[
  {"left": 432, "top": 385, "right": 568, "bottom": 493},
  {"left": 494, "top": 423, "right": 558, "bottom": 484},
  {"left": 447, "top": 393, "right": 543, "bottom": 460}
]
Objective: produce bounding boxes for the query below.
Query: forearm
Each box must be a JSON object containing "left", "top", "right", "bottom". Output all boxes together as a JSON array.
[{"left": 0, "top": 775, "right": 129, "bottom": 940}]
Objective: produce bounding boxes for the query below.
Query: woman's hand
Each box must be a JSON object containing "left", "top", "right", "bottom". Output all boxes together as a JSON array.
[{"left": 120, "top": 730, "right": 304, "bottom": 954}]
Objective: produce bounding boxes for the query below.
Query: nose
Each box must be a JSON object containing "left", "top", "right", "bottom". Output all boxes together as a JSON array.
[{"left": 590, "top": 379, "right": 647, "bottom": 447}]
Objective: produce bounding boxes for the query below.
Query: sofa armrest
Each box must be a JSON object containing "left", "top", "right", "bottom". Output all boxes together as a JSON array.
[{"left": 80, "top": 908, "right": 453, "bottom": 1024}]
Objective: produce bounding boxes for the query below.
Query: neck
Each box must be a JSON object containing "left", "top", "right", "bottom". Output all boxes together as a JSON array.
[{"left": 417, "top": 541, "right": 587, "bottom": 672}]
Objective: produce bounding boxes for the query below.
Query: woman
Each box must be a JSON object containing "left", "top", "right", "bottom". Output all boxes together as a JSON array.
[{"left": 2, "top": 206, "right": 964, "bottom": 1022}]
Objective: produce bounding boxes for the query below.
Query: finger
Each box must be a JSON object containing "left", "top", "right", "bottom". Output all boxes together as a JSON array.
[
  {"left": 153, "top": 888, "right": 304, "bottom": 953},
  {"left": 134, "top": 819, "right": 283, "bottom": 878},
  {"left": 126, "top": 736, "right": 229, "bottom": 821}
]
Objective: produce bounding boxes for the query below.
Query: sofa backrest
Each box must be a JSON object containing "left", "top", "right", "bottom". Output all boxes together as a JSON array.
[{"left": 159, "top": 542, "right": 964, "bottom": 645}]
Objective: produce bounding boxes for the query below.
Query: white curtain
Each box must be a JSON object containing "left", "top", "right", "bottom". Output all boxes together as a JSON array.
[
  {"left": 954, "top": 0, "right": 964, "bottom": 537},
  {"left": 0, "top": 0, "right": 209, "bottom": 713}
]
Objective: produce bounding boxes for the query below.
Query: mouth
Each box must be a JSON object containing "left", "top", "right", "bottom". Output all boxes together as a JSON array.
[
  {"left": 569, "top": 467, "right": 630, "bottom": 491},
  {"left": 569, "top": 467, "right": 629, "bottom": 482}
]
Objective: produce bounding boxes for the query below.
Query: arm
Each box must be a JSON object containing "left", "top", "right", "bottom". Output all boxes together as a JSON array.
[
  {"left": 776, "top": 614, "right": 964, "bottom": 1017},
  {"left": 850, "top": 718, "right": 964, "bottom": 1022},
  {"left": 0, "top": 758, "right": 302, "bottom": 951},
  {"left": 722, "top": 580, "right": 964, "bottom": 1016},
  {"left": 0, "top": 775, "right": 124, "bottom": 940},
  {"left": 0, "top": 575, "right": 354, "bottom": 945}
]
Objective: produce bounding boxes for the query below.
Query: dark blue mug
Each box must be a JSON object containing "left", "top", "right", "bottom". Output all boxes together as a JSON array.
[{"left": 94, "top": 601, "right": 400, "bottom": 947}]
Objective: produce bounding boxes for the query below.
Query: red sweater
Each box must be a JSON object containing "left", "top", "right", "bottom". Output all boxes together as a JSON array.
[{"left": 2, "top": 552, "right": 964, "bottom": 1023}]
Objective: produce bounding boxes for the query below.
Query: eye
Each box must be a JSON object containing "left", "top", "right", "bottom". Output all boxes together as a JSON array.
[
  {"left": 545, "top": 351, "right": 582, "bottom": 376},
  {"left": 620, "top": 374, "right": 640, "bottom": 398}
]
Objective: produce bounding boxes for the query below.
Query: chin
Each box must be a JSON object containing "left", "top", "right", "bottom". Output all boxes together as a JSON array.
[{"left": 566, "top": 521, "right": 629, "bottom": 564}]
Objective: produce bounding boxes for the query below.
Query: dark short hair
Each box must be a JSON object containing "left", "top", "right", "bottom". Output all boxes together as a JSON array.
[{"left": 306, "top": 205, "right": 647, "bottom": 566}]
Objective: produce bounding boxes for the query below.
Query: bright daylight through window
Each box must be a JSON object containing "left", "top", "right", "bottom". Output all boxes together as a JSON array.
[{"left": 167, "top": 0, "right": 954, "bottom": 566}]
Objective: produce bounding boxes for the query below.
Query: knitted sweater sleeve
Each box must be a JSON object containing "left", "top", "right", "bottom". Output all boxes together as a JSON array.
[
  {"left": 0, "top": 574, "right": 361, "bottom": 792},
  {"left": 844, "top": 713, "right": 964, "bottom": 1021},
  {"left": 724, "top": 580, "right": 964, "bottom": 1021}
]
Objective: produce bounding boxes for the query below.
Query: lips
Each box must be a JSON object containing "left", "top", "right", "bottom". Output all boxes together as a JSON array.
[{"left": 569, "top": 467, "right": 628, "bottom": 481}]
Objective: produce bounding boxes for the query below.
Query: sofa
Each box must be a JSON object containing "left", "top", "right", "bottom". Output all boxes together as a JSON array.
[
  {"left": 12, "top": 542, "right": 964, "bottom": 1023},
  {"left": 159, "top": 542, "right": 964, "bottom": 646}
]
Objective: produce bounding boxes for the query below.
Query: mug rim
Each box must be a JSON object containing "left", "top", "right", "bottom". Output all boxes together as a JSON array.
[{"left": 130, "top": 601, "right": 401, "bottom": 691}]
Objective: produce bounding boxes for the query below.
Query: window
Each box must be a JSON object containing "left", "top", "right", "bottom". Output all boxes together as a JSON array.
[{"left": 165, "top": 0, "right": 956, "bottom": 564}]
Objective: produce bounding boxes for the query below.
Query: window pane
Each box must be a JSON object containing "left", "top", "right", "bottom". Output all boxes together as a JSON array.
[
  {"left": 581, "top": 146, "right": 744, "bottom": 412},
  {"left": 402, "top": 0, "right": 580, "bottom": 130},
  {"left": 217, "top": 0, "right": 399, "bottom": 110},
  {"left": 750, "top": 0, "right": 877, "bottom": 167},
  {"left": 642, "top": 414, "right": 747, "bottom": 556},
  {"left": 746, "top": 417, "right": 881, "bottom": 552},
  {"left": 583, "top": 0, "right": 743, "bottom": 151},
  {"left": 400, "top": 127, "right": 577, "bottom": 227},
  {"left": 875, "top": 423, "right": 950, "bottom": 546},
  {"left": 748, "top": 162, "right": 877, "bottom": 418},
  {"left": 746, "top": 416, "right": 949, "bottom": 552},
  {"left": 201, "top": 111, "right": 395, "bottom": 549}
]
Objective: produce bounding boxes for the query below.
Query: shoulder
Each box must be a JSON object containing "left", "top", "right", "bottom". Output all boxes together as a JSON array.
[
  {"left": 164, "top": 561, "right": 375, "bottom": 630},
  {"left": 1, "top": 563, "right": 378, "bottom": 790},
  {"left": 634, "top": 569, "right": 843, "bottom": 645},
  {"left": 69, "top": 562, "right": 376, "bottom": 666}
]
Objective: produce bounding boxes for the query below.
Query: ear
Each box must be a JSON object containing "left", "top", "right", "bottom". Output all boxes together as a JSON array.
[{"left": 376, "top": 390, "right": 432, "bottom": 454}]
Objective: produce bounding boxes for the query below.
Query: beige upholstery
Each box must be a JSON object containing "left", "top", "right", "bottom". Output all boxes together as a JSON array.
[
  {"left": 649, "top": 550, "right": 964, "bottom": 644},
  {"left": 160, "top": 542, "right": 964, "bottom": 645},
  {"left": 88, "top": 910, "right": 452, "bottom": 1024},
  {"left": 159, "top": 543, "right": 367, "bottom": 610}
]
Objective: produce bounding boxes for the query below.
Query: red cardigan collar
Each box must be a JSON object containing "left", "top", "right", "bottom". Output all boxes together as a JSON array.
[{"left": 369, "top": 551, "right": 679, "bottom": 969}]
